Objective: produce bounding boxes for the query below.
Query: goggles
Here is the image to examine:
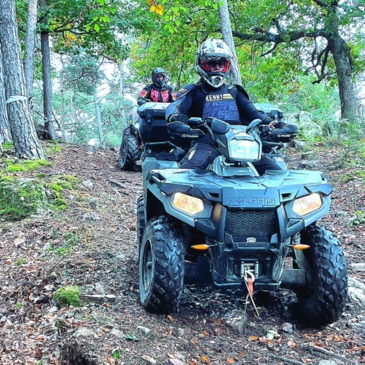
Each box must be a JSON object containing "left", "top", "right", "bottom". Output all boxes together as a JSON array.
[{"left": 200, "top": 58, "right": 231, "bottom": 72}]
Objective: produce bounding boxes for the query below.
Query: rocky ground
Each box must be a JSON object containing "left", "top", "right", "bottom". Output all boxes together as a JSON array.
[{"left": 0, "top": 141, "right": 364, "bottom": 365}]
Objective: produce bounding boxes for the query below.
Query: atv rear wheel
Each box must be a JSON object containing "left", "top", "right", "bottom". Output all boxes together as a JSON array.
[
  {"left": 137, "top": 196, "right": 145, "bottom": 248},
  {"left": 139, "top": 216, "right": 185, "bottom": 314},
  {"left": 294, "top": 225, "right": 348, "bottom": 327},
  {"left": 119, "top": 128, "right": 138, "bottom": 171}
]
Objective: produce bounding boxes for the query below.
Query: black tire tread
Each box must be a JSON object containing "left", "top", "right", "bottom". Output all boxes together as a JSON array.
[
  {"left": 119, "top": 129, "right": 138, "bottom": 171},
  {"left": 297, "top": 225, "right": 348, "bottom": 327},
  {"left": 139, "top": 216, "right": 185, "bottom": 314},
  {"left": 137, "top": 196, "right": 145, "bottom": 248}
]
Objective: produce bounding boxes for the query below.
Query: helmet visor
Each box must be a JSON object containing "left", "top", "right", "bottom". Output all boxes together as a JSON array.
[
  {"left": 153, "top": 73, "right": 166, "bottom": 86},
  {"left": 200, "top": 58, "right": 231, "bottom": 73}
]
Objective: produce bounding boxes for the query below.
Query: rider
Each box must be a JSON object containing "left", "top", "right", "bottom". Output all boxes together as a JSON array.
[
  {"left": 165, "top": 38, "right": 281, "bottom": 175},
  {"left": 138, "top": 67, "right": 175, "bottom": 105}
]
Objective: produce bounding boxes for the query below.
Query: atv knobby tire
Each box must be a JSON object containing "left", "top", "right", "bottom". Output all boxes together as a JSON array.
[
  {"left": 119, "top": 128, "right": 138, "bottom": 171},
  {"left": 295, "top": 225, "right": 348, "bottom": 327},
  {"left": 139, "top": 216, "right": 185, "bottom": 314},
  {"left": 137, "top": 196, "right": 145, "bottom": 248}
]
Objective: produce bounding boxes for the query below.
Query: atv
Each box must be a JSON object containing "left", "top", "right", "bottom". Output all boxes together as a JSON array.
[
  {"left": 119, "top": 102, "right": 284, "bottom": 171},
  {"left": 136, "top": 102, "right": 348, "bottom": 327}
]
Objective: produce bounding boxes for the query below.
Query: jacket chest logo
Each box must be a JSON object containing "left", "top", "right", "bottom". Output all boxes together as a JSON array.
[{"left": 206, "top": 94, "right": 233, "bottom": 102}]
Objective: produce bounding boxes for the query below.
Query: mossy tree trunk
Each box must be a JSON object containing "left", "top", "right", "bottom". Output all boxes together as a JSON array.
[{"left": 0, "top": 0, "right": 44, "bottom": 159}]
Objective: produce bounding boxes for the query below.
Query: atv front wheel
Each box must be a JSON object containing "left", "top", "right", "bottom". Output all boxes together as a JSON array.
[
  {"left": 294, "top": 225, "right": 348, "bottom": 327},
  {"left": 119, "top": 128, "right": 139, "bottom": 171},
  {"left": 139, "top": 216, "right": 185, "bottom": 314},
  {"left": 137, "top": 196, "right": 145, "bottom": 248}
]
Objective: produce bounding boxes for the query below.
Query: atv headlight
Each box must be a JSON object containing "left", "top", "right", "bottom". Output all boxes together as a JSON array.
[
  {"left": 229, "top": 139, "right": 261, "bottom": 161},
  {"left": 293, "top": 193, "right": 322, "bottom": 216},
  {"left": 172, "top": 193, "right": 204, "bottom": 215}
]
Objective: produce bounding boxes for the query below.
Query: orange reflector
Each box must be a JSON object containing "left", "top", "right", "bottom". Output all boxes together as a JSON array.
[
  {"left": 293, "top": 244, "right": 310, "bottom": 250},
  {"left": 191, "top": 244, "right": 209, "bottom": 250}
]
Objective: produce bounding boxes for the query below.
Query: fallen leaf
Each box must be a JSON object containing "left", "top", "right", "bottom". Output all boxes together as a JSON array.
[
  {"left": 227, "top": 356, "right": 235, "bottom": 364},
  {"left": 301, "top": 358, "right": 313, "bottom": 364}
]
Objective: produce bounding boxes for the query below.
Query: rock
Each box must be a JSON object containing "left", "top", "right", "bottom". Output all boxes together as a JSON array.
[
  {"left": 222, "top": 309, "right": 248, "bottom": 334},
  {"left": 137, "top": 325, "right": 153, "bottom": 338},
  {"left": 318, "top": 361, "right": 337, "bottom": 365},
  {"left": 73, "top": 327, "right": 97, "bottom": 338},
  {"left": 169, "top": 359, "right": 186, "bottom": 365},
  {"left": 351, "top": 263, "right": 365, "bottom": 271},
  {"left": 110, "top": 328, "right": 125, "bottom": 338},
  {"left": 347, "top": 276, "right": 365, "bottom": 308},
  {"left": 299, "top": 160, "right": 320, "bottom": 169},
  {"left": 81, "top": 180, "right": 93, "bottom": 189},
  {"left": 142, "top": 355, "right": 157, "bottom": 364},
  {"left": 281, "top": 322, "right": 294, "bottom": 333},
  {"left": 284, "top": 111, "right": 323, "bottom": 138},
  {"left": 82, "top": 212, "right": 101, "bottom": 221}
]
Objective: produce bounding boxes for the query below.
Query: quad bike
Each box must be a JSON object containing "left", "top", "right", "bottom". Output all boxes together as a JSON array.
[
  {"left": 136, "top": 102, "right": 348, "bottom": 328},
  {"left": 119, "top": 102, "right": 283, "bottom": 171}
]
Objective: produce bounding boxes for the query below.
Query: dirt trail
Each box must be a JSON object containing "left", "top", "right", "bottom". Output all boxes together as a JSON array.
[{"left": 0, "top": 142, "right": 364, "bottom": 365}]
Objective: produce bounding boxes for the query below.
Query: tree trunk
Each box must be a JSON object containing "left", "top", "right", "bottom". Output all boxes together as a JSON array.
[
  {"left": 328, "top": 36, "right": 359, "bottom": 121},
  {"left": 218, "top": 0, "right": 242, "bottom": 86},
  {"left": 94, "top": 93, "right": 105, "bottom": 147},
  {"left": 24, "top": 0, "right": 38, "bottom": 99},
  {"left": 39, "top": 0, "right": 56, "bottom": 140},
  {"left": 0, "top": 0, "right": 44, "bottom": 159},
  {"left": 0, "top": 46, "right": 10, "bottom": 143},
  {"left": 59, "top": 54, "right": 68, "bottom": 141}
]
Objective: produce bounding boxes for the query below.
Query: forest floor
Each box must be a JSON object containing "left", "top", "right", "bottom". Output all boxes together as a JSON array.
[{"left": 0, "top": 141, "right": 364, "bottom": 365}]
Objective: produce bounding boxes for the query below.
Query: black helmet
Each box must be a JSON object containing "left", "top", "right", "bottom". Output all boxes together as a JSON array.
[
  {"left": 196, "top": 38, "right": 233, "bottom": 88},
  {"left": 151, "top": 67, "right": 167, "bottom": 87}
]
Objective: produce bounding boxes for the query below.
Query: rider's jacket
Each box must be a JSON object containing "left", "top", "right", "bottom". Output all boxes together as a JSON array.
[
  {"left": 165, "top": 80, "right": 271, "bottom": 125},
  {"left": 138, "top": 84, "right": 175, "bottom": 104},
  {"left": 165, "top": 80, "right": 272, "bottom": 144}
]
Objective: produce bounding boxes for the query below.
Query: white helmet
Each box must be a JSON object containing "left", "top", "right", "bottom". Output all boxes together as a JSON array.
[{"left": 196, "top": 38, "right": 233, "bottom": 88}]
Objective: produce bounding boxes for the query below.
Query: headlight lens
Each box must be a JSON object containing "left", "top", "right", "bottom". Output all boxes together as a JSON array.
[
  {"left": 293, "top": 193, "right": 322, "bottom": 216},
  {"left": 172, "top": 193, "right": 204, "bottom": 215},
  {"left": 229, "top": 139, "right": 261, "bottom": 161}
]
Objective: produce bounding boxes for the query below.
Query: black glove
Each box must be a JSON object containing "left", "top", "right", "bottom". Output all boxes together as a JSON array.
[
  {"left": 137, "top": 98, "right": 152, "bottom": 106},
  {"left": 168, "top": 113, "right": 189, "bottom": 124}
]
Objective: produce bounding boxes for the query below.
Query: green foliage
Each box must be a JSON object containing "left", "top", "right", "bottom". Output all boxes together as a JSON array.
[
  {"left": 5, "top": 160, "right": 51, "bottom": 173},
  {"left": 348, "top": 210, "right": 365, "bottom": 226},
  {"left": 0, "top": 176, "right": 48, "bottom": 221},
  {"left": 1, "top": 142, "right": 14, "bottom": 151},
  {"left": 49, "top": 232, "right": 81, "bottom": 256},
  {"left": 54, "top": 286, "right": 81, "bottom": 307},
  {"left": 14, "top": 257, "right": 27, "bottom": 266},
  {"left": 112, "top": 350, "right": 122, "bottom": 359},
  {"left": 0, "top": 165, "right": 80, "bottom": 221}
]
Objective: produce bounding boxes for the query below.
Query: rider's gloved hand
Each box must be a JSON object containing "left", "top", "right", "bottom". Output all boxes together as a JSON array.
[
  {"left": 268, "top": 120, "right": 278, "bottom": 130},
  {"left": 137, "top": 98, "right": 152, "bottom": 106},
  {"left": 168, "top": 113, "right": 189, "bottom": 124}
]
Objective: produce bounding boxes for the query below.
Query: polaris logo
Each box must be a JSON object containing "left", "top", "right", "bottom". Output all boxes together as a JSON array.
[{"left": 227, "top": 197, "right": 277, "bottom": 206}]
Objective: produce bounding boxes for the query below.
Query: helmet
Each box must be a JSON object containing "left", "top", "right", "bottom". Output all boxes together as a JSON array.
[
  {"left": 151, "top": 67, "right": 167, "bottom": 87},
  {"left": 196, "top": 38, "right": 233, "bottom": 88}
]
